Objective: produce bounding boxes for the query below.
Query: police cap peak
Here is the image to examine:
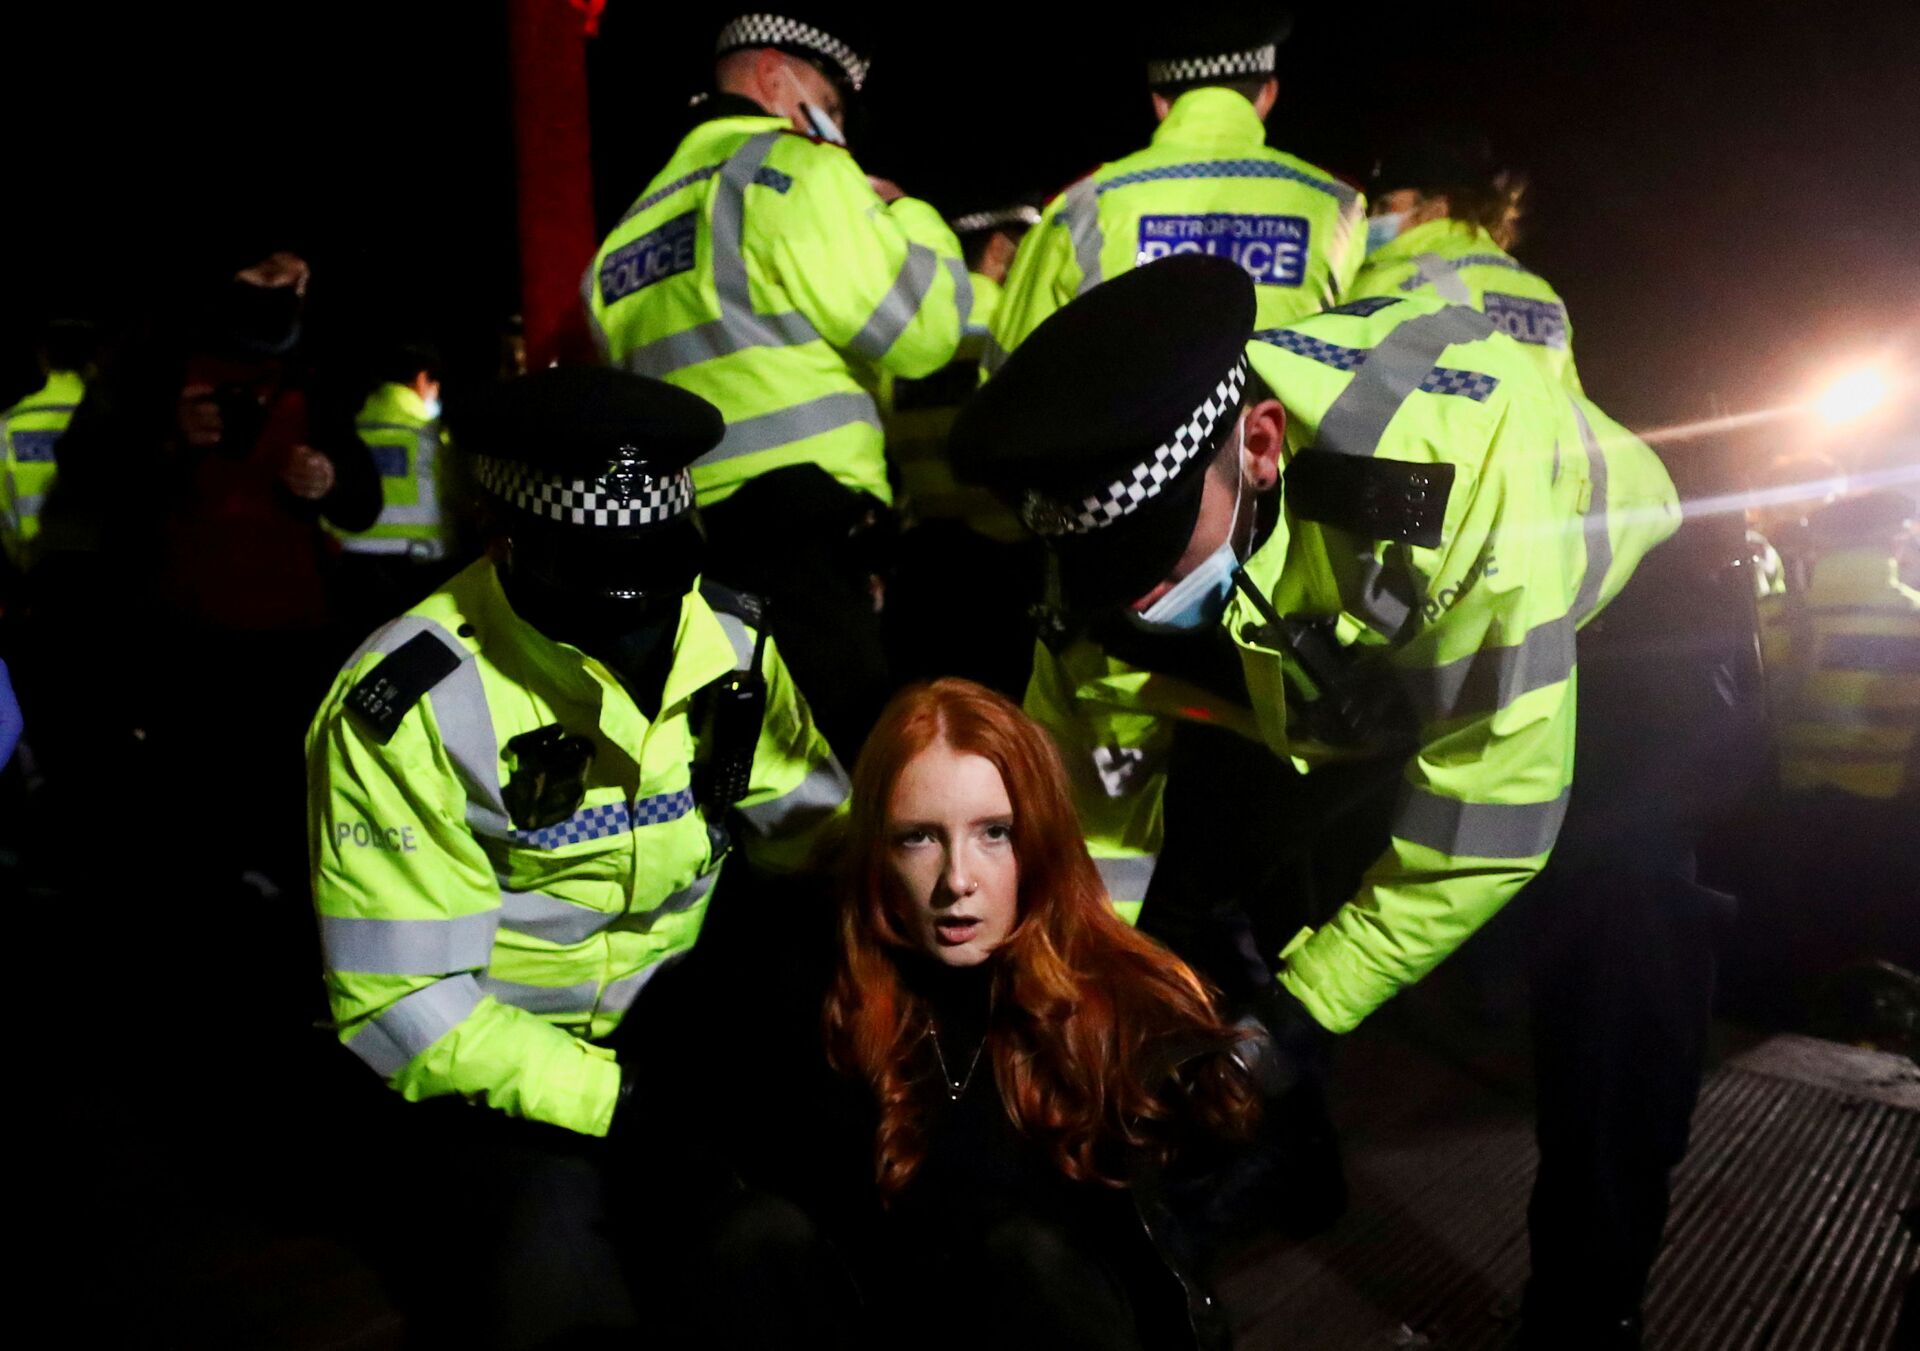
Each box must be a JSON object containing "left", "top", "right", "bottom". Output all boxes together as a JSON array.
[
  {"left": 1145, "top": 9, "right": 1293, "bottom": 91},
  {"left": 715, "top": 10, "right": 873, "bottom": 93},
  {"left": 950, "top": 255, "right": 1256, "bottom": 609},
  {"left": 449, "top": 367, "right": 723, "bottom": 531}
]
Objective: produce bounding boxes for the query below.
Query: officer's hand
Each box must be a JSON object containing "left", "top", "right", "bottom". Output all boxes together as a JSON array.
[
  {"left": 281, "top": 444, "right": 336, "bottom": 500},
  {"left": 1235, "top": 984, "right": 1334, "bottom": 1101},
  {"left": 867, "top": 175, "right": 905, "bottom": 204},
  {"left": 177, "top": 383, "right": 223, "bottom": 449}
]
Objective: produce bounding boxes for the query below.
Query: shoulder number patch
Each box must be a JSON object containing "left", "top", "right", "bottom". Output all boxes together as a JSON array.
[
  {"left": 1138, "top": 214, "right": 1310, "bottom": 286},
  {"left": 345, "top": 631, "right": 465, "bottom": 744}
]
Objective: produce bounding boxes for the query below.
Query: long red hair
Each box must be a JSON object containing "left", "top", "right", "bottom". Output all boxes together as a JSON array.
[{"left": 824, "top": 678, "right": 1256, "bottom": 1200}]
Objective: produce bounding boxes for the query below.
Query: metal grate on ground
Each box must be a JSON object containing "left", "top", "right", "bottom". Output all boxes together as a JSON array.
[{"left": 1223, "top": 1035, "right": 1918, "bottom": 1350}]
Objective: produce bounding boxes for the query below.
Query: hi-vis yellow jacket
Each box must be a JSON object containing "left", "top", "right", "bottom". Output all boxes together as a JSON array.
[
  {"left": 1, "top": 368, "right": 85, "bottom": 570},
  {"left": 989, "top": 88, "right": 1366, "bottom": 374},
  {"left": 1350, "top": 217, "right": 1585, "bottom": 395},
  {"left": 327, "top": 382, "right": 453, "bottom": 560},
  {"left": 307, "top": 560, "right": 847, "bottom": 1135},
  {"left": 1028, "top": 296, "right": 1680, "bottom": 1033},
  {"left": 1767, "top": 545, "right": 1920, "bottom": 800},
  {"left": 585, "top": 101, "right": 970, "bottom": 508}
]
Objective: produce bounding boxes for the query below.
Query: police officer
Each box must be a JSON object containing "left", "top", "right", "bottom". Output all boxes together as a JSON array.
[
  {"left": 307, "top": 367, "right": 855, "bottom": 1349},
  {"left": 0, "top": 319, "right": 93, "bottom": 578},
  {"left": 328, "top": 342, "right": 461, "bottom": 627},
  {"left": 884, "top": 198, "right": 1044, "bottom": 695},
  {"left": 1355, "top": 128, "right": 1585, "bottom": 395},
  {"left": 953, "top": 257, "right": 1739, "bottom": 1346},
  {"left": 585, "top": 9, "right": 971, "bottom": 757},
  {"left": 989, "top": 11, "right": 1365, "bottom": 372}
]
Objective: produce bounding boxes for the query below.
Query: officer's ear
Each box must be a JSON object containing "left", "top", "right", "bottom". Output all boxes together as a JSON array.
[
  {"left": 1253, "top": 78, "right": 1279, "bottom": 119},
  {"left": 1150, "top": 90, "right": 1173, "bottom": 122},
  {"left": 1241, "top": 399, "right": 1287, "bottom": 492}
]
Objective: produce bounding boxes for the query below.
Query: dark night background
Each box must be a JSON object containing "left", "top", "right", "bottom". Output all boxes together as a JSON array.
[{"left": 5, "top": 1, "right": 1917, "bottom": 488}]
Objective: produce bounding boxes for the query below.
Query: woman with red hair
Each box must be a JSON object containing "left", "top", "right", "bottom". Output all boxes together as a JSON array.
[{"left": 823, "top": 677, "right": 1259, "bottom": 1350}]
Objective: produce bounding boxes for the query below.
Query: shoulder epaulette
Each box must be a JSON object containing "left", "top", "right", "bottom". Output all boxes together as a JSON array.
[
  {"left": 345, "top": 630, "right": 467, "bottom": 745},
  {"left": 699, "top": 579, "right": 769, "bottom": 630},
  {"left": 1287, "top": 452, "right": 1455, "bottom": 551}
]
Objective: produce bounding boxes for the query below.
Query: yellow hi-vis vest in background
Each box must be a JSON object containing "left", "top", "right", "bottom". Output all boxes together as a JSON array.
[
  {"left": 989, "top": 88, "right": 1367, "bottom": 373},
  {"left": 1770, "top": 546, "right": 1920, "bottom": 800},
  {"left": 1026, "top": 296, "right": 1680, "bottom": 1033},
  {"left": 1, "top": 368, "right": 85, "bottom": 570},
  {"left": 585, "top": 106, "right": 970, "bottom": 508},
  {"left": 1350, "top": 218, "right": 1585, "bottom": 395},
  {"left": 878, "top": 271, "right": 1024, "bottom": 539},
  {"left": 307, "top": 560, "right": 848, "bottom": 1136},
  {"left": 328, "top": 382, "right": 452, "bottom": 560}
]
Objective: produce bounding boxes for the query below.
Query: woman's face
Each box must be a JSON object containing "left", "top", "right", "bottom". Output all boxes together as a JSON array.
[{"left": 885, "top": 741, "right": 1019, "bottom": 967}]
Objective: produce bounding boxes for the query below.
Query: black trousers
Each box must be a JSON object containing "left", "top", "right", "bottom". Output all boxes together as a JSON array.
[{"left": 699, "top": 465, "right": 892, "bottom": 762}]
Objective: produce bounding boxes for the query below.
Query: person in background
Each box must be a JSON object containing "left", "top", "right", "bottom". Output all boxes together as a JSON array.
[
  {"left": 989, "top": 9, "right": 1365, "bottom": 371},
  {"left": 885, "top": 198, "right": 1046, "bottom": 697},
  {"left": 328, "top": 340, "right": 464, "bottom": 630},
  {"left": 0, "top": 318, "right": 94, "bottom": 582},
  {"left": 822, "top": 678, "right": 1259, "bottom": 1351},
  {"left": 585, "top": 8, "right": 970, "bottom": 759},
  {"left": 1353, "top": 127, "right": 1584, "bottom": 395}
]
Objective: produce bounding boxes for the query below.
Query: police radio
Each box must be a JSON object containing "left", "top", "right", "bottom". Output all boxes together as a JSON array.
[{"left": 695, "top": 616, "right": 770, "bottom": 815}]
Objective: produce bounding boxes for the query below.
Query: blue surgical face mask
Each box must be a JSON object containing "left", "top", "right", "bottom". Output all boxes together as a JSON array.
[
  {"left": 781, "top": 68, "right": 847, "bottom": 146},
  {"left": 422, "top": 395, "right": 443, "bottom": 420},
  {"left": 1366, "top": 209, "right": 1410, "bottom": 255},
  {"left": 1129, "top": 426, "right": 1248, "bottom": 634}
]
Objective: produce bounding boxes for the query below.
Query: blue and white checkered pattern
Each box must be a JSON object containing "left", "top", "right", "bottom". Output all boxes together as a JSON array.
[
  {"left": 715, "top": 14, "right": 870, "bottom": 91},
  {"left": 510, "top": 787, "right": 696, "bottom": 850},
  {"left": 472, "top": 451, "right": 694, "bottom": 528},
  {"left": 1252, "top": 329, "right": 1500, "bottom": 402},
  {"left": 1019, "top": 356, "right": 1248, "bottom": 537},
  {"left": 1145, "top": 44, "right": 1278, "bottom": 88},
  {"left": 1098, "top": 159, "right": 1348, "bottom": 203}
]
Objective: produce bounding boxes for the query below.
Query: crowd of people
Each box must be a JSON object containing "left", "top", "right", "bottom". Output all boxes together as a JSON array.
[{"left": 2, "top": 8, "right": 1915, "bottom": 1351}]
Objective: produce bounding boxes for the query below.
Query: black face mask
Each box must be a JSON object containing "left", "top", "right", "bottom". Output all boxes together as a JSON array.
[
  {"left": 223, "top": 280, "right": 305, "bottom": 355},
  {"left": 500, "top": 518, "right": 704, "bottom": 653}
]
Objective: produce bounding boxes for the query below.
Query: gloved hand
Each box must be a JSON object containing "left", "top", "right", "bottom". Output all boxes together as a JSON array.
[{"left": 1232, "top": 981, "right": 1334, "bottom": 1100}]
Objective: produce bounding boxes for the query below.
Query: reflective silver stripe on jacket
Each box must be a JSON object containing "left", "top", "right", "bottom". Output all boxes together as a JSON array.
[
  {"left": 1315, "top": 305, "right": 1497, "bottom": 459},
  {"left": 1094, "top": 853, "right": 1159, "bottom": 902},
  {"left": 601, "top": 951, "right": 690, "bottom": 1016},
  {"left": 1392, "top": 785, "right": 1570, "bottom": 859},
  {"left": 1408, "top": 253, "right": 1472, "bottom": 304},
  {"left": 344, "top": 613, "right": 507, "bottom": 839},
  {"left": 945, "top": 258, "right": 976, "bottom": 339},
  {"left": 698, "top": 391, "right": 881, "bottom": 466},
  {"left": 624, "top": 132, "right": 823, "bottom": 377},
  {"left": 847, "top": 239, "right": 942, "bottom": 360},
  {"left": 321, "top": 911, "right": 500, "bottom": 975},
  {"left": 13, "top": 492, "right": 45, "bottom": 520},
  {"left": 1569, "top": 400, "right": 1613, "bottom": 623},
  {"left": 712, "top": 612, "right": 756, "bottom": 669},
  {"left": 1059, "top": 178, "right": 1106, "bottom": 295},
  {"left": 1408, "top": 614, "right": 1578, "bottom": 724},
  {"left": 498, "top": 866, "right": 723, "bottom": 945},
  {"left": 346, "top": 974, "right": 485, "bottom": 1079},
  {"left": 478, "top": 975, "right": 599, "bottom": 1015},
  {"left": 738, "top": 761, "right": 850, "bottom": 837}
]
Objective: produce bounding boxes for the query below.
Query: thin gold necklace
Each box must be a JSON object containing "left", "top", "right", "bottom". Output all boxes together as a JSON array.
[{"left": 928, "top": 1026, "right": 987, "bottom": 1102}]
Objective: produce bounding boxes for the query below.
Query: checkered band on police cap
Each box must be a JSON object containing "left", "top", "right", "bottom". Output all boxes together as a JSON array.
[
  {"left": 471, "top": 449, "right": 694, "bottom": 529},
  {"left": 716, "top": 14, "right": 870, "bottom": 91},
  {"left": 947, "top": 205, "right": 1043, "bottom": 235},
  {"left": 1146, "top": 43, "right": 1278, "bottom": 89},
  {"left": 1019, "top": 356, "right": 1249, "bottom": 537}
]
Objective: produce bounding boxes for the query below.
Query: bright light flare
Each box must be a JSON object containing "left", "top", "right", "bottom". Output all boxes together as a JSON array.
[{"left": 1812, "top": 366, "right": 1894, "bottom": 427}]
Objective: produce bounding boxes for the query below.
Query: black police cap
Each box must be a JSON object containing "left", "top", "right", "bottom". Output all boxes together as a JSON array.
[
  {"left": 1145, "top": 9, "right": 1294, "bottom": 92},
  {"left": 715, "top": 10, "right": 873, "bottom": 93},
  {"left": 950, "top": 254, "right": 1257, "bottom": 611},
  {"left": 447, "top": 366, "right": 723, "bottom": 532}
]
